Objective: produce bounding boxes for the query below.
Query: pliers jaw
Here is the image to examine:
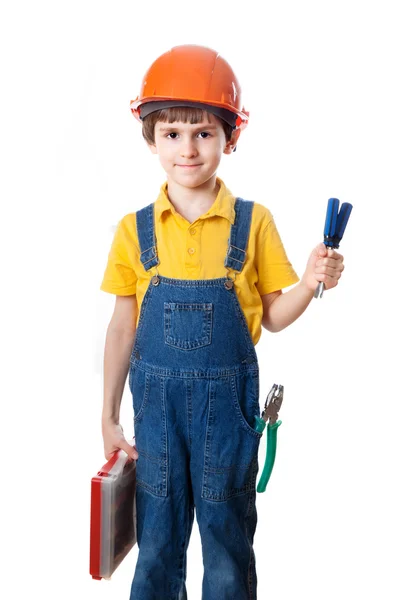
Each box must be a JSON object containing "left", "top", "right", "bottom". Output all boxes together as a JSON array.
[{"left": 262, "top": 383, "right": 284, "bottom": 425}]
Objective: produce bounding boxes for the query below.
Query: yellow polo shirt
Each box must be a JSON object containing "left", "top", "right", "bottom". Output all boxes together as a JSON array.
[{"left": 100, "top": 178, "right": 299, "bottom": 345}]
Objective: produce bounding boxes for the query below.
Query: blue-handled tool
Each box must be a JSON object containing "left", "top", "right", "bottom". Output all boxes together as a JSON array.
[{"left": 314, "top": 198, "right": 353, "bottom": 299}]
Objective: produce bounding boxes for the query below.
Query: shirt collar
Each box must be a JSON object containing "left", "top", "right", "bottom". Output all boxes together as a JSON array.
[{"left": 154, "top": 177, "right": 236, "bottom": 225}]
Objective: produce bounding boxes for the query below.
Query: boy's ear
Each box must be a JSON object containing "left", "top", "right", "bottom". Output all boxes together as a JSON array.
[
  {"left": 224, "top": 128, "right": 241, "bottom": 155},
  {"left": 147, "top": 142, "right": 158, "bottom": 155}
]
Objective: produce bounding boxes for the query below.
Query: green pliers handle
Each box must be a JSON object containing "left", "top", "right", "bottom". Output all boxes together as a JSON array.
[{"left": 254, "top": 415, "right": 282, "bottom": 493}]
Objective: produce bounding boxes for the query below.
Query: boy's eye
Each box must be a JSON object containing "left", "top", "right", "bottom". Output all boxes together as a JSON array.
[{"left": 165, "top": 131, "right": 211, "bottom": 139}]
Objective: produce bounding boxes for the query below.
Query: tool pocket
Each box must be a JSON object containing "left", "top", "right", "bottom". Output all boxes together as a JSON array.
[
  {"left": 164, "top": 302, "right": 213, "bottom": 350},
  {"left": 202, "top": 370, "right": 262, "bottom": 502},
  {"left": 129, "top": 364, "right": 168, "bottom": 497}
]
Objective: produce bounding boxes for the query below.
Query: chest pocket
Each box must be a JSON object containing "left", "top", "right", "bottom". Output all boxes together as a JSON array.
[{"left": 164, "top": 302, "right": 213, "bottom": 350}]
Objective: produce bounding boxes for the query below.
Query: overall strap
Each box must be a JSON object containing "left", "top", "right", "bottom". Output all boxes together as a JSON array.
[
  {"left": 136, "top": 198, "right": 254, "bottom": 274},
  {"left": 136, "top": 203, "right": 160, "bottom": 272},
  {"left": 224, "top": 198, "right": 254, "bottom": 273}
]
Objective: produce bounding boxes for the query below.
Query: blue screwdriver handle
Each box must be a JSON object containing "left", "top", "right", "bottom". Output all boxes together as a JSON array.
[
  {"left": 314, "top": 198, "right": 353, "bottom": 299},
  {"left": 324, "top": 198, "right": 339, "bottom": 246},
  {"left": 336, "top": 203, "right": 353, "bottom": 243}
]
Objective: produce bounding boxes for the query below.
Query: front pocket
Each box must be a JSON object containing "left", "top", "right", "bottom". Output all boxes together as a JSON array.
[{"left": 164, "top": 302, "right": 213, "bottom": 350}]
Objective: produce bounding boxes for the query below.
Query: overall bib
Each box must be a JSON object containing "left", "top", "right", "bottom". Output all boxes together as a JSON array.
[{"left": 129, "top": 198, "right": 263, "bottom": 600}]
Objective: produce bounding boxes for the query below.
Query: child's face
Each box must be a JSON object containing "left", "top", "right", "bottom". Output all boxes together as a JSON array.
[{"left": 148, "top": 113, "right": 239, "bottom": 189}]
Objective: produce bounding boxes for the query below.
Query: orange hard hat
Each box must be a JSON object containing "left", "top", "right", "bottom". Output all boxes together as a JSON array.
[{"left": 130, "top": 45, "right": 249, "bottom": 130}]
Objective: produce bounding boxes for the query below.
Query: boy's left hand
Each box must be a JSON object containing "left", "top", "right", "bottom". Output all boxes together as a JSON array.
[{"left": 301, "top": 242, "right": 345, "bottom": 293}]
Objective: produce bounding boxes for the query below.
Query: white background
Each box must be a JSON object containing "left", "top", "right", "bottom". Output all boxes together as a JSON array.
[{"left": 1, "top": 1, "right": 399, "bottom": 598}]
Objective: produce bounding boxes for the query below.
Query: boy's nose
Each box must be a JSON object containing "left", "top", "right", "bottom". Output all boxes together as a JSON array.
[{"left": 180, "top": 139, "right": 198, "bottom": 158}]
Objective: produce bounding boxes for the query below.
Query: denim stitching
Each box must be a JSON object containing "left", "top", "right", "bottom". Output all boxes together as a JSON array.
[
  {"left": 160, "top": 375, "right": 168, "bottom": 497},
  {"left": 245, "top": 491, "right": 256, "bottom": 600},
  {"left": 201, "top": 379, "right": 214, "bottom": 495},
  {"left": 230, "top": 375, "right": 263, "bottom": 439},
  {"left": 164, "top": 302, "right": 213, "bottom": 350},
  {"left": 135, "top": 374, "right": 168, "bottom": 498},
  {"left": 174, "top": 488, "right": 193, "bottom": 599},
  {"left": 129, "top": 358, "right": 258, "bottom": 379},
  {"left": 133, "top": 371, "right": 150, "bottom": 422},
  {"left": 154, "top": 276, "right": 229, "bottom": 286},
  {"left": 230, "top": 287, "right": 258, "bottom": 359},
  {"left": 185, "top": 378, "right": 193, "bottom": 448}
]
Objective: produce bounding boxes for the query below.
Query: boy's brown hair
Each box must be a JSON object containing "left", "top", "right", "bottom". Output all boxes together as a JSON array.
[{"left": 142, "top": 106, "right": 234, "bottom": 145}]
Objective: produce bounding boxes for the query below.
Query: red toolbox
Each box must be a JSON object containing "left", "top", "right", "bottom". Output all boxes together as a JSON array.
[{"left": 90, "top": 448, "right": 137, "bottom": 580}]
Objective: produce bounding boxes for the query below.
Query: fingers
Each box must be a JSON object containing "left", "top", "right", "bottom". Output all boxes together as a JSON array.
[
  {"left": 326, "top": 248, "right": 343, "bottom": 260},
  {"left": 306, "top": 244, "right": 346, "bottom": 293},
  {"left": 313, "top": 245, "right": 344, "bottom": 265},
  {"left": 112, "top": 437, "right": 139, "bottom": 460},
  {"left": 105, "top": 443, "right": 139, "bottom": 462},
  {"left": 122, "top": 441, "right": 139, "bottom": 460},
  {"left": 315, "top": 267, "right": 340, "bottom": 278},
  {"left": 324, "top": 247, "right": 342, "bottom": 257},
  {"left": 314, "top": 248, "right": 345, "bottom": 289},
  {"left": 126, "top": 445, "right": 139, "bottom": 464},
  {"left": 103, "top": 426, "right": 139, "bottom": 461},
  {"left": 315, "top": 263, "right": 345, "bottom": 276},
  {"left": 316, "top": 256, "right": 343, "bottom": 266},
  {"left": 316, "top": 242, "right": 328, "bottom": 257},
  {"left": 314, "top": 272, "right": 341, "bottom": 288},
  {"left": 105, "top": 448, "right": 119, "bottom": 461},
  {"left": 316, "top": 251, "right": 344, "bottom": 275}
]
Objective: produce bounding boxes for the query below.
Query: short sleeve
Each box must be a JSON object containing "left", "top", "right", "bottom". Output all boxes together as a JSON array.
[
  {"left": 100, "top": 216, "right": 138, "bottom": 296},
  {"left": 255, "top": 216, "right": 299, "bottom": 295}
]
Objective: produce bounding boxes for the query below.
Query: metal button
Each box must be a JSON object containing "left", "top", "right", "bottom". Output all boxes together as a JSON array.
[
  {"left": 151, "top": 275, "right": 160, "bottom": 286},
  {"left": 224, "top": 279, "right": 234, "bottom": 290},
  {"left": 188, "top": 248, "right": 195, "bottom": 255}
]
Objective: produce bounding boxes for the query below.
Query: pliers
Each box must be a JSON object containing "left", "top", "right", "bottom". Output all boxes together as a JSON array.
[
  {"left": 254, "top": 384, "right": 284, "bottom": 492},
  {"left": 314, "top": 198, "right": 353, "bottom": 298}
]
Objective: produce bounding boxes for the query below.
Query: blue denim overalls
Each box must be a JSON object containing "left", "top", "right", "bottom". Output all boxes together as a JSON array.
[{"left": 129, "top": 198, "right": 263, "bottom": 600}]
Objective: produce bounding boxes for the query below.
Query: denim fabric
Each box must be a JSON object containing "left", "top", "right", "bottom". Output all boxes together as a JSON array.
[{"left": 129, "top": 199, "right": 262, "bottom": 600}]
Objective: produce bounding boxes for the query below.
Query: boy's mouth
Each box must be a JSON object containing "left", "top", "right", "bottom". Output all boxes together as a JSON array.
[{"left": 175, "top": 164, "right": 202, "bottom": 168}]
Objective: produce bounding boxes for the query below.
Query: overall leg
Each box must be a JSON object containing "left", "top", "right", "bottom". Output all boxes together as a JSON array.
[
  {"left": 190, "top": 374, "right": 261, "bottom": 600},
  {"left": 129, "top": 371, "right": 195, "bottom": 600},
  {"left": 194, "top": 487, "right": 258, "bottom": 600}
]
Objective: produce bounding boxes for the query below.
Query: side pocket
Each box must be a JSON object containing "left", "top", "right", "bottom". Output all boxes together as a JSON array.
[
  {"left": 231, "top": 370, "right": 262, "bottom": 437},
  {"left": 129, "top": 364, "right": 149, "bottom": 421},
  {"left": 131, "top": 371, "right": 168, "bottom": 497},
  {"left": 202, "top": 375, "right": 261, "bottom": 502}
]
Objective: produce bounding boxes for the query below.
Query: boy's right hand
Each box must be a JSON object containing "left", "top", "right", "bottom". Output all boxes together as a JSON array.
[{"left": 102, "top": 420, "right": 139, "bottom": 461}]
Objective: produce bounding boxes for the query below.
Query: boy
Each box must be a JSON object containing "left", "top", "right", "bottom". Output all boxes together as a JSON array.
[{"left": 100, "top": 45, "right": 345, "bottom": 600}]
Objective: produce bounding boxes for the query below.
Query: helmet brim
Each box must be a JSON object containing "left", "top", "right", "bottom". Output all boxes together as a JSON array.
[{"left": 137, "top": 100, "right": 239, "bottom": 128}]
